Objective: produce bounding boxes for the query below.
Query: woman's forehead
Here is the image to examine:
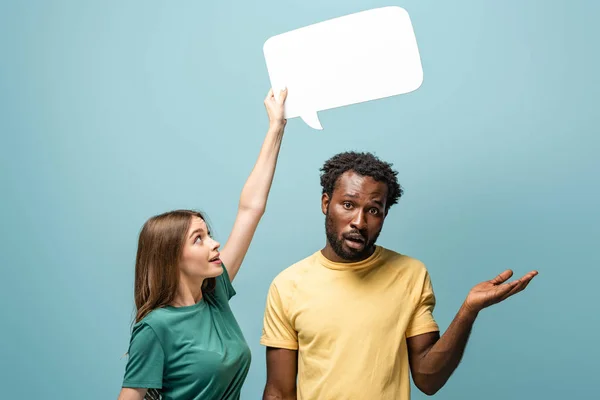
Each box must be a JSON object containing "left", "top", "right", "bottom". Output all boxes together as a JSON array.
[{"left": 188, "top": 217, "right": 207, "bottom": 231}]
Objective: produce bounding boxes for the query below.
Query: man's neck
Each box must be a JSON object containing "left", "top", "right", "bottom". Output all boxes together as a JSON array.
[{"left": 320, "top": 244, "right": 375, "bottom": 263}]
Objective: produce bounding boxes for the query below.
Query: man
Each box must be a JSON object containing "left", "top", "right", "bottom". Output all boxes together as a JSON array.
[{"left": 260, "top": 151, "right": 537, "bottom": 400}]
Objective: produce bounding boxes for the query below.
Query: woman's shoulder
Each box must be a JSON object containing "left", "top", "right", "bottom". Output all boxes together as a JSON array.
[{"left": 132, "top": 307, "right": 174, "bottom": 336}]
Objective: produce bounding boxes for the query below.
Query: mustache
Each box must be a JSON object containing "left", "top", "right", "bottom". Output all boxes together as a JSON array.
[{"left": 343, "top": 230, "right": 367, "bottom": 242}]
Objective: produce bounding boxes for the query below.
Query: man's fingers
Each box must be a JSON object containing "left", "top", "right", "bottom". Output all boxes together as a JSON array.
[
  {"left": 490, "top": 269, "right": 513, "bottom": 285},
  {"left": 524, "top": 270, "right": 539, "bottom": 280},
  {"left": 518, "top": 278, "right": 533, "bottom": 293},
  {"left": 499, "top": 278, "right": 530, "bottom": 301},
  {"left": 485, "top": 282, "right": 517, "bottom": 304},
  {"left": 506, "top": 271, "right": 537, "bottom": 298},
  {"left": 516, "top": 272, "right": 537, "bottom": 293},
  {"left": 490, "top": 269, "right": 536, "bottom": 286}
]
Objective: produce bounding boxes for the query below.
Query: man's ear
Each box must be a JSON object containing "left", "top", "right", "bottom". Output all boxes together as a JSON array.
[{"left": 321, "top": 193, "right": 330, "bottom": 215}]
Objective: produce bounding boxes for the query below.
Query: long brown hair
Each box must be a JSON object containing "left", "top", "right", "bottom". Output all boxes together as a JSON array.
[{"left": 133, "top": 209, "right": 216, "bottom": 323}]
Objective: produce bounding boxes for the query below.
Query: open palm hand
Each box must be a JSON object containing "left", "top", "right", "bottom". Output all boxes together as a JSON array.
[{"left": 464, "top": 269, "right": 538, "bottom": 314}]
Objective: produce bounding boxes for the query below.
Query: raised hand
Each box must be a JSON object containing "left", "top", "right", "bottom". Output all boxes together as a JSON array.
[
  {"left": 463, "top": 269, "right": 538, "bottom": 314},
  {"left": 264, "top": 88, "right": 288, "bottom": 129}
]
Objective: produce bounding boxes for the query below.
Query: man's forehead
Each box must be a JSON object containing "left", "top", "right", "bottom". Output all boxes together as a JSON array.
[{"left": 334, "top": 171, "right": 388, "bottom": 197}]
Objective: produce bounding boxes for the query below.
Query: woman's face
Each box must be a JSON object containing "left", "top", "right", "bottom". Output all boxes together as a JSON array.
[{"left": 179, "top": 217, "right": 223, "bottom": 281}]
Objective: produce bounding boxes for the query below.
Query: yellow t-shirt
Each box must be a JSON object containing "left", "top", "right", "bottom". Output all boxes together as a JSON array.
[{"left": 260, "top": 246, "right": 439, "bottom": 400}]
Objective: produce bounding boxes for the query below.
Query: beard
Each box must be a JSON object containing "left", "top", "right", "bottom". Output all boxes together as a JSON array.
[{"left": 325, "top": 209, "right": 380, "bottom": 262}]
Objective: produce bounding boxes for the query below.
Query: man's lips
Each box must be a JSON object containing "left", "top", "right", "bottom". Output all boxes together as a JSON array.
[
  {"left": 344, "top": 234, "right": 365, "bottom": 243},
  {"left": 344, "top": 234, "right": 365, "bottom": 249}
]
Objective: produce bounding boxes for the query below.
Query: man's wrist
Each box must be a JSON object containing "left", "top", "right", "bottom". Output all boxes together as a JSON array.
[{"left": 458, "top": 303, "right": 480, "bottom": 322}]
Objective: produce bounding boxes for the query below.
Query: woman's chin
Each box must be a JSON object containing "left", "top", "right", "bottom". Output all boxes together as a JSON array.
[{"left": 207, "top": 263, "right": 225, "bottom": 277}]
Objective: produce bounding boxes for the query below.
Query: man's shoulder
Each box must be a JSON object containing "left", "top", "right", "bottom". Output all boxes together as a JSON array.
[
  {"left": 378, "top": 246, "right": 430, "bottom": 276},
  {"left": 270, "top": 251, "right": 319, "bottom": 287},
  {"left": 379, "top": 246, "right": 425, "bottom": 266}
]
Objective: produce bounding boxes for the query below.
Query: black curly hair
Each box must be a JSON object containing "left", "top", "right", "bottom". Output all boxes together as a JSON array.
[{"left": 320, "top": 151, "right": 403, "bottom": 212}]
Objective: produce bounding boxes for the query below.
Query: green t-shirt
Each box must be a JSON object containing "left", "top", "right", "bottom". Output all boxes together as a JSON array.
[{"left": 122, "top": 265, "right": 251, "bottom": 400}]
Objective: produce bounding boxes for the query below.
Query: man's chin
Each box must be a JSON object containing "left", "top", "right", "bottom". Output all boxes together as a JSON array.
[{"left": 338, "top": 244, "right": 372, "bottom": 262}]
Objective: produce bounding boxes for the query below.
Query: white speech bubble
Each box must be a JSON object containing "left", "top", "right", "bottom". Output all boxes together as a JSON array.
[{"left": 263, "top": 6, "right": 423, "bottom": 130}]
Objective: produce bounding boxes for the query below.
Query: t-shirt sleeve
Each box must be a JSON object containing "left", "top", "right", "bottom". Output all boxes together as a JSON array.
[
  {"left": 260, "top": 280, "right": 298, "bottom": 350},
  {"left": 406, "top": 270, "right": 440, "bottom": 338},
  {"left": 122, "top": 322, "right": 164, "bottom": 389},
  {"left": 216, "top": 262, "right": 236, "bottom": 301}
]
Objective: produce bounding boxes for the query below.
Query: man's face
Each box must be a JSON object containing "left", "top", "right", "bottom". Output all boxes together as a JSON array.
[{"left": 322, "top": 171, "right": 388, "bottom": 262}]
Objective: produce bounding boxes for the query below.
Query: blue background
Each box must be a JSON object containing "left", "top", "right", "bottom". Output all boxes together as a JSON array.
[{"left": 1, "top": 1, "right": 598, "bottom": 399}]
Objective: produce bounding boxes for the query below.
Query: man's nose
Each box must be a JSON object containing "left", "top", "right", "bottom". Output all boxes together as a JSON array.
[{"left": 350, "top": 210, "right": 367, "bottom": 230}]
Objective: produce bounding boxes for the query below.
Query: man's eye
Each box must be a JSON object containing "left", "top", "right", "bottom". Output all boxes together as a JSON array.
[
  {"left": 343, "top": 202, "right": 352, "bottom": 209},
  {"left": 369, "top": 208, "right": 379, "bottom": 215}
]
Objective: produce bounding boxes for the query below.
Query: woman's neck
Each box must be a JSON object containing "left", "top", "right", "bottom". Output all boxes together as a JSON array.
[{"left": 171, "top": 277, "right": 204, "bottom": 307}]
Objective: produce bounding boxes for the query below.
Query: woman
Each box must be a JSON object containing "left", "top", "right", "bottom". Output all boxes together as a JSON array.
[{"left": 118, "top": 88, "right": 288, "bottom": 400}]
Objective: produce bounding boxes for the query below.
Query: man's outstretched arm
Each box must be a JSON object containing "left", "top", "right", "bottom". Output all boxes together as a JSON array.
[
  {"left": 407, "top": 269, "right": 538, "bottom": 396},
  {"left": 263, "top": 347, "right": 298, "bottom": 400},
  {"left": 407, "top": 305, "right": 476, "bottom": 395}
]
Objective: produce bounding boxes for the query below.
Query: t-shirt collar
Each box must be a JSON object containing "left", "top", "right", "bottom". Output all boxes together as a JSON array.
[{"left": 317, "top": 245, "right": 383, "bottom": 271}]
